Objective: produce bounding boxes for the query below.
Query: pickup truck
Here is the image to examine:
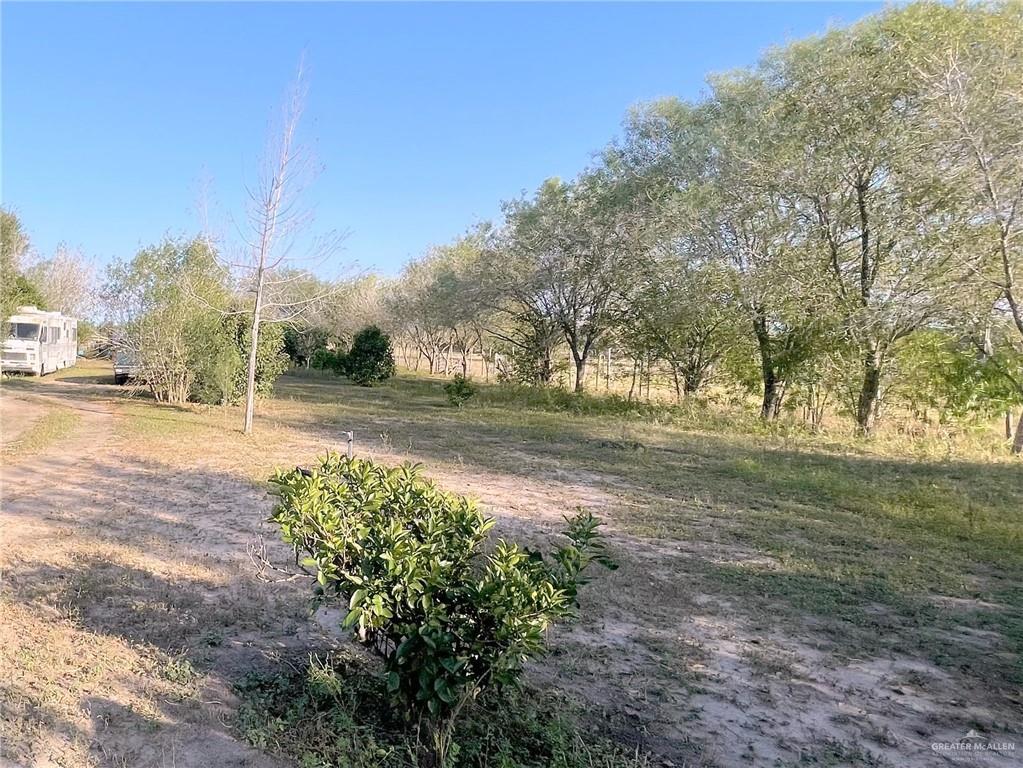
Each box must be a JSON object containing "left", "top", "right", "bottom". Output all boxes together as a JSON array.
[{"left": 113, "top": 351, "right": 141, "bottom": 385}]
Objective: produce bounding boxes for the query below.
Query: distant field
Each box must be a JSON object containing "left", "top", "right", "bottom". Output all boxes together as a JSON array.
[{"left": 1, "top": 366, "right": 1020, "bottom": 767}]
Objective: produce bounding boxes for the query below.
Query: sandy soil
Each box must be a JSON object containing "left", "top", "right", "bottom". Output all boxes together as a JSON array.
[
  {"left": 420, "top": 470, "right": 1018, "bottom": 768},
  {"left": 0, "top": 384, "right": 1018, "bottom": 768},
  {"left": 1, "top": 389, "right": 317, "bottom": 767},
  {"left": 0, "top": 393, "right": 47, "bottom": 447}
]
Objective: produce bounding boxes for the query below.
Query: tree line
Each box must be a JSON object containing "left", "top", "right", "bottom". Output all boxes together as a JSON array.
[
  {"left": 5, "top": 2, "right": 1021, "bottom": 450},
  {"left": 317, "top": 1, "right": 1019, "bottom": 448},
  {"left": 1, "top": 209, "right": 97, "bottom": 325}
]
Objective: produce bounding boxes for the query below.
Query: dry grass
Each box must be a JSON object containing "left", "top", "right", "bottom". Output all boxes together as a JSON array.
[
  {"left": 2, "top": 406, "right": 80, "bottom": 459},
  {"left": 1, "top": 366, "right": 1020, "bottom": 768}
]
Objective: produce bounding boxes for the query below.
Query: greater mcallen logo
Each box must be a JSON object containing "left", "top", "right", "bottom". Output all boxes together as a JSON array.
[{"left": 931, "top": 730, "right": 1017, "bottom": 759}]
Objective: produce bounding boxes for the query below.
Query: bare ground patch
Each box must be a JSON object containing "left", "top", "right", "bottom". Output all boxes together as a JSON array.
[
  {"left": 1, "top": 393, "right": 48, "bottom": 448},
  {"left": 1, "top": 375, "right": 1020, "bottom": 767}
]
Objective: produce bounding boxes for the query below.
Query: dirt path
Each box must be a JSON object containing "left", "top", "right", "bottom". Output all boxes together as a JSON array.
[
  {"left": 0, "top": 394, "right": 48, "bottom": 448},
  {"left": 0, "top": 389, "right": 313, "bottom": 768}
]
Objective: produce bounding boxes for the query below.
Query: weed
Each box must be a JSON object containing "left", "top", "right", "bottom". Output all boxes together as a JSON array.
[
  {"left": 235, "top": 650, "right": 652, "bottom": 768},
  {"left": 443, "top": 374, "right": 476, "bottom": 407}
]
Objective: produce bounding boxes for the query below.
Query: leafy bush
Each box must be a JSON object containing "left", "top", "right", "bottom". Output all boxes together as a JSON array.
[
  {"left": 104, "top": 238, "right": 230, "bottom": 402},
  {"left": 103, "top": 237, "right": 289, "bottom": 405},
  {"left": 189, "top": 316, "right": 289, "bottom": 405},
  {"left": 443, "top": 374, "right": 476, "bottom": 407},
  {"left": 269, "top": 454, "right": 614, "bottom": 766},
  {"left": 344, "top": 325, "right": 396, "bottom": 385},
  {"left": 234, "top": 321, "right": 290, "bottom": 399},
  {"left": 190, "top": 328, "right": 242, "bottom": 406},
  {"left": 310, "top": 347, "right": 342, "bottom": 372}
]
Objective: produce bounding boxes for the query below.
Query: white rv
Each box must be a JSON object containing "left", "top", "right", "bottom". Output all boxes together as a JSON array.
[{"left": 2, "top": 306, "right": 78, "bottom": 376}]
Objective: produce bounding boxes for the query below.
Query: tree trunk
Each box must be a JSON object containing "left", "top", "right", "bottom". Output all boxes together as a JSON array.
[
  {"left": 573, "top": 354, "right": 586, "bottom": 393},
  {"left": 670, "top": 366, "right": 683, "bottom": 404},
  {"left": 855, "top": 346, "right": 883, "bottom": 436},
  {"left": 242, "top": 270, "right": 265, "bottom": 435},
  {"left": 683, "top": 367, "right": 702, "bottom": 396},
  {"left": 538, "top": 350, "right": 553, "bottom": 386},
  {"left": 1005, "top": 411, "right": 1013, "bottom": 441},
  {"left": 1013, "top": 411, "right": 1023, "bottom": 455},
  {"left": 752, "top": 312, "right": 781, "bottom": 420},
  {"left": 761, "top": 369, "right": 782, "bottom": 420}
]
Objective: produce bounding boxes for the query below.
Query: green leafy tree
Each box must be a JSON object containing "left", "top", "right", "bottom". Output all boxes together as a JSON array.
[
  {"left": 104, "top": 238, "right": 229, "bottom": 402},
  {"left": 498, "top": 174, "right": 642, "bottom": 393},
  {"left": 886, "top": 1, "right": 1023, "bottom": 450},
  {"left": 760, "top": 11, "right": 977, "bottom": 434},
  {"left": 269, "top": 454, "right": 614, "bottom": 767},
  {"left": 344, "top": 325, "right": 396, "bottom": 385},
  {"left": 283, "top": 323, "right": 329, "bottom": 368},
  {"left": 1, "top": 209, "right": 46, "bottom": 325},
  {"left": 104, "top": 237, "right": 288, "bottom": 404}
]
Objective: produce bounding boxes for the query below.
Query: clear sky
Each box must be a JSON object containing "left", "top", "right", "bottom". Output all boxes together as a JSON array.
[{"left": 2, "top": 1, "right": 881, "bottom": 276}]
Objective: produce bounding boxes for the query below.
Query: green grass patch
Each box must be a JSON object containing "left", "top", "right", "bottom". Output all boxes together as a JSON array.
[
  {"left": 2, "top": 407, "right": 80, "bottom": 458},
  {"left": 47, "top": 358, "right": 116, "bottom": 384}
]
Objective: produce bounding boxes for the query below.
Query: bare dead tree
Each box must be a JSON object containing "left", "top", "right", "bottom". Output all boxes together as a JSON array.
[
  {"left": 233, "top": 58, "right": 347, "bottom": 434},
  {"left": 25, "top": 245, "right": 97, "bottom": 318}
]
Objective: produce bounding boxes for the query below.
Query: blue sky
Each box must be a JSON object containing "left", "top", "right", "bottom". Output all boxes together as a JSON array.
[{"left": 2, "top": 1, "right": 880, "bottom": 276}]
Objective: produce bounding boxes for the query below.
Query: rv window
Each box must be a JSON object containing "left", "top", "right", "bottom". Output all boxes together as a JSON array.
[
  {"left": 40, "top": 327, "right": 47, "bottom": 342},
  {"left": 53, "top": 327, "right": 61, "bottom": 340},
  {"left": 8, "top": 323, "right": 40, "bottom": 340}
]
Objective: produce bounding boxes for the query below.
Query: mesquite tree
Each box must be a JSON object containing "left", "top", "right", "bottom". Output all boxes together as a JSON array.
[
  {"left": 763, "top": 20, "right": 970, "bottom": 434},
  {"left": 889, "top": 1, "right": 1023, "bottom": 450},
  {"left": 499, "top": 174, "right": 641, "bottom": 392}
]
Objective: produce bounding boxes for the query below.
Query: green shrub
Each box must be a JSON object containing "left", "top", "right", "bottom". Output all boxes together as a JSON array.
[
  {"left": 190, "top": 331, "right": 243, "bottom": 405},
  {"left": 268, "top": 454, "right": 614, "bottom": 766},
  {"left": 443, "top": 374, "right": 476, "bottom": 407},
  {"left": 237, "top": 321, "right": 290, "bottom": 399},
  {"left": 190, "top": 317, "right": 289, "bottom": 405},
  {"left": 310, "top": 347, "right": 341, "bottom": 372},
  {"left": 344, "top": 326, "right": 396, "bottom": 385}
]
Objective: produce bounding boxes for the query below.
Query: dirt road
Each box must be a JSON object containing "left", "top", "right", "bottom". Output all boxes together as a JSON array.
[
  {"left": 0, "top": 395, "right": 47, "bottom": 448},
  {"left": 0, "top": 387, "right": 317, "bottom": 767}
]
